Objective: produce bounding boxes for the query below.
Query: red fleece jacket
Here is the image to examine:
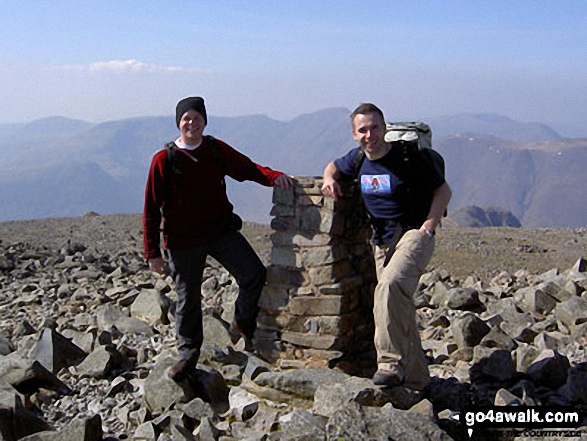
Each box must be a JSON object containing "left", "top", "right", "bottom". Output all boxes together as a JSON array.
[{"left": 143, "top": 136, "right": 283, "bottom": 259}]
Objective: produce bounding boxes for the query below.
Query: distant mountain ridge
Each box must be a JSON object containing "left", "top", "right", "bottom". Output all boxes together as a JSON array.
[
  {"left": 427, "top": 113, "right": 562, "bottom": 142},
  {"left": 1, "top": 109, "right": 586, "bottom": 227}
]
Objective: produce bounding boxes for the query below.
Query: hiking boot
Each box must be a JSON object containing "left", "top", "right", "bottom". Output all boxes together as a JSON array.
[
  {"left": 168, "top": 358, "right": 196, "bottom": 382},
  {"left": 228, "top": 320, "right": 244, "bottom": 345},
  {"left": 229, "top": 321, "right": 255, "bottom": 352},
  {"left": 372, "top": 370, "right": 403, "bottom": 387}
]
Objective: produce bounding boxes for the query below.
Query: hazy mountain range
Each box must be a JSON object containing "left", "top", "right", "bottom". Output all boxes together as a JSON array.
[{"left": 1, "top": 109, "right": 586, "bottom": 227}]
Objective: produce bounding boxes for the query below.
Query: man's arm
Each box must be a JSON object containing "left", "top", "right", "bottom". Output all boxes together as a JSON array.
[
  {"left": 419, "top": 182, "right": 452, "bottom": 236},
  {"left": 321, "top": 161, "right": 344, "bottom": 200},
  {"left": 216, "top": 139, "right": 289, "bottom": 187},
  {"left": 143, "top": 151, "right": 167, "bottom": 272}
]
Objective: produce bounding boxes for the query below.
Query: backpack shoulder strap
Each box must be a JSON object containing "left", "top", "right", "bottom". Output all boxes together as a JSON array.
[
  {"left": 165, "top": 137, "right": 223, "bottom": 174},
  {"left": 163, "top": 137, "right": 226, "bottom": 200},
  {"left": 164, "top": 141, "right": 180, "bottom": 175},
  {"left": 162, "top": 142, "right": 180, "bottom": 203},
  {"left": 352, "top": 148, "right": 366, "bottom": 179}
]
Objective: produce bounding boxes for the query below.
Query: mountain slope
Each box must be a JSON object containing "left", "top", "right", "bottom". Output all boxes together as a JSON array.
[
  {"left": 1, "top": 109, "right": 585, "bottom": 227},
  {"left": 0, "top": 162, "right": 129, "bottom": 220},
  {"left": 436, "top": 135, "right": 587, "bottom": 227}
]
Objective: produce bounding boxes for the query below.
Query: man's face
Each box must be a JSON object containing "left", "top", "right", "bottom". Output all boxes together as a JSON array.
[
  {"left": 179, "top": 109, "right": 206, "bottom": 145},
  {"left": 352, "top": 112, "right": 386, "bottom": 154}
]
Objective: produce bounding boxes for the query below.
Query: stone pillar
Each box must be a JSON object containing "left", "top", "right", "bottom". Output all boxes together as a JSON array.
[{"left": 257, "top": 177, "right": 377, "bottom": 374}]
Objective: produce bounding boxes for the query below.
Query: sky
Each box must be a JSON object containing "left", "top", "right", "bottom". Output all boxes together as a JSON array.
[{"left": 1, "top": 0, "right": 586, "bottom": 136}]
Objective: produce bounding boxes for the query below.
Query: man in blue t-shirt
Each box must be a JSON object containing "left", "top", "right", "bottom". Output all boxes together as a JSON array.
[{"left": 322, "top": 103, "right": 452, "bottom": 391}]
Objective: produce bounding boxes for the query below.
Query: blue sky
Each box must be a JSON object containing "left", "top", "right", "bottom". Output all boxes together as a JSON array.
[{"left": 1, "top": 0, "right": 586, "bottom": 135}]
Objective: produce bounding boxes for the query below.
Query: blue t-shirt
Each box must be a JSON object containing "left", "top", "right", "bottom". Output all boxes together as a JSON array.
[{"left": 334, "top": 144, "right": 445, "bottom": 244}]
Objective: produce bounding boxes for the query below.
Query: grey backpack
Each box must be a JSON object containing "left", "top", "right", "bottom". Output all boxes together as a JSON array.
[
  {"left": 353, "top": 121, "right": 447, "bottom": 216},
  {"left": 384, "top": 122, "right": 432, "bottom": 149},
  {"left": 354, "top": 121, "right": 444, "bottom": 178}
]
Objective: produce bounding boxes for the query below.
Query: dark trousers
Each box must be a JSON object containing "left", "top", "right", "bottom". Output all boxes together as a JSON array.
[{"left": 168, "top": 231, "right": 266, "bottom": 362}]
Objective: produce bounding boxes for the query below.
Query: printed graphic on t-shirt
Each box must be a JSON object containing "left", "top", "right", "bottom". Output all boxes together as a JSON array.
[{"left": 361, "top": 174, "right": 391, "bottom": 195}]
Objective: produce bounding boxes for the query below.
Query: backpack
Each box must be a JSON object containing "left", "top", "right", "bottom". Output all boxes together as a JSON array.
[
  {"left": 163, "top": 135, "right": 225, "bottom": 202},
  {"left": 352, "top": 121, "right": 447, "bottom": 215},
  {"left": 387, "top": 122, "right": 445, "bottom": 180},
  {"left": 353, "top": 122, "right": 444, "bottom": 178}
]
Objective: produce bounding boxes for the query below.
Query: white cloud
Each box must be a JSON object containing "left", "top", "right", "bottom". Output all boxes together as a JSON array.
[{"left": 59, "top": 59, "right": 209, "bottom": 74}]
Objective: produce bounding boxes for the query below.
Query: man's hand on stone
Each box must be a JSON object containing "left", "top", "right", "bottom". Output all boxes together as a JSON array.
[
  {"left": 274, "top": 174, "right": 296, "bottom": 190},
  {"left": 321, "top": 179, "right": 343, "bottom": 201}
]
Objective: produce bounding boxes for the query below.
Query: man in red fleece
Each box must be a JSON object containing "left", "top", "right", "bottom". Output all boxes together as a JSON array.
[{"left": 143, "top": 96, "right": 294, "bottom": 381}]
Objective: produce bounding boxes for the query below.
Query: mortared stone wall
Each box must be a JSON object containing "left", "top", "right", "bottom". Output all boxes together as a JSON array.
[{"left": 257, "top": 177, "right": 377, "bottom": 374}]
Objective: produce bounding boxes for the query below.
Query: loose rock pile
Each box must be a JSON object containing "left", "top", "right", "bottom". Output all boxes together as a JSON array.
[{"left": 0, "top": 227, "right": 586, "bottom": 440}]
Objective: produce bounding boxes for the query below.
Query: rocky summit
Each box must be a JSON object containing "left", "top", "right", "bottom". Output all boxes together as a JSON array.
[{"left": 0, "top": 214, "right": 586, "bottom": 440}]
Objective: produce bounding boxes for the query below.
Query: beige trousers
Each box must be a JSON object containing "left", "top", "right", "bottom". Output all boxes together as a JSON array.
[{"left": 373, "top": 229, "right": 434, "bottom": 390}]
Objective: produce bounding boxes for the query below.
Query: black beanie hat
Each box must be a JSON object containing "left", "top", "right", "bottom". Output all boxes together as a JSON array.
[{"left": 176, "top": 96, "right": 207, "bottom": 127}]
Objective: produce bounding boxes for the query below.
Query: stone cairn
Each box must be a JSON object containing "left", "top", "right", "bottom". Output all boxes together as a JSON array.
[{"left": 256, "top": 177, "right": 378, "bottom": 374}]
